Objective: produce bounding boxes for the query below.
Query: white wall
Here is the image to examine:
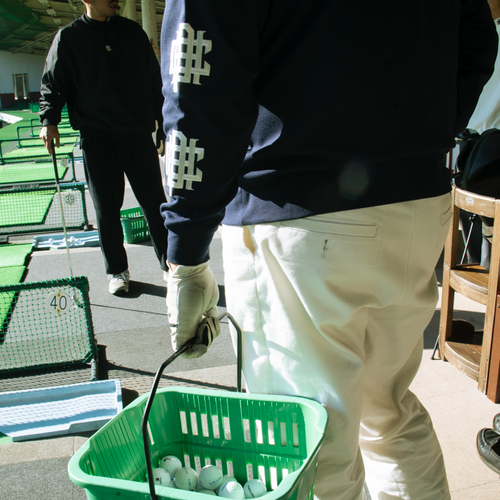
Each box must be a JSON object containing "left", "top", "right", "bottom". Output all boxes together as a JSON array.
[{"left": 0, "top": 50, "right": 46, "bottom": 94}]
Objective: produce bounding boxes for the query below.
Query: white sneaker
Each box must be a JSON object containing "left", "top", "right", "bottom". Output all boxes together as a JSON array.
[{"left": 108, "top": 270, "right": 130, "bottom": 294}]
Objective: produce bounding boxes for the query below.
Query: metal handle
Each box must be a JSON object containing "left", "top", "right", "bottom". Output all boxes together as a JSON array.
[{"left": 142, "top": 312, "right": 242, "bottom": 500}]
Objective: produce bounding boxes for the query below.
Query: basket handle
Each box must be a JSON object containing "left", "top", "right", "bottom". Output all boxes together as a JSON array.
[{"left": 141, "top": 312, "right": 242, "bottom": 500}]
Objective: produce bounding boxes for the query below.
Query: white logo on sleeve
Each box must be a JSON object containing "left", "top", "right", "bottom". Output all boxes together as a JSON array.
[
  {"left": 170, "top": 23, "right": 212, "bottom": 92},
  {"left": 165, "top": 130, "right": 205, "bottom": 191}
]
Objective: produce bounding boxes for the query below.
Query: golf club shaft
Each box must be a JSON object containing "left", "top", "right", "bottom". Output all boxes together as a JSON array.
[{"left": 50, "top": 140, "right": 73, "bottom": 277}]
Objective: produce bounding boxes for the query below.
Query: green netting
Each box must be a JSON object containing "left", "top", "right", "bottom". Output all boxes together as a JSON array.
[
  {"left": 0, "top": 182, "right": 89, "bottom": 235},
  {"left": 0, "top": 189, "right": 55, "bottom": 226},
  {"left": 0, "top": 276, "right": 97, "bottom": 375},
  {"left": 0, "top": 157, "right": 71, "bottom": 185}
]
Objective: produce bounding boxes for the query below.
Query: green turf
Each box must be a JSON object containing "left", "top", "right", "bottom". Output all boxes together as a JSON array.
[
  {"left": 3, "top": 144, "right": 75, "bottom": 159},
  {"left": 0, "top": 266, "right": 26, "bottom": 286},
  {"left": 11, "top": 136, "right": 77, "bottom": 149},
  {"left": 0, "top": 243, "right": 33, "bottom": 267},
  {"left": 0, "top": 111, "right": 37, "bottom": 121},
  {"left": 0, "top": 267, "right": 25, "bottom": 343},
  {"left": 0, "top": 111, "right": 39, "bottom": 140},
  {"left": 0, "top": 433, "right": 13, "bottom": 445},
  {"left": 0, "top": 162, "right": 68, "bottom": 185},
  {"left": 0, "top": 190, "right": 55, "bottom": 227},
  {"left": 0, "top": 120, "right": 30, "bottom": 140}
]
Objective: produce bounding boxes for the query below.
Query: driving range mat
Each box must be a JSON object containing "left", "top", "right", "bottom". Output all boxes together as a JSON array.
[{"left": 0, "top": 162, "right": 68, "bottom": 185}]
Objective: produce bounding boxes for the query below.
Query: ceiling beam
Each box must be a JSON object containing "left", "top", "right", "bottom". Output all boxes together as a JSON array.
[{"left": 5, "top": 0, "right": 165, "bottom": 55}]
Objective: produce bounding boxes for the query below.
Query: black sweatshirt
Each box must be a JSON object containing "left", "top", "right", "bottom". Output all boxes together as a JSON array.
[
  {"left": 40, "top": 14, "right": 163, "bottom": 139},
  {"left": 157, "top": 0, "right": 497, "bottom": 265}
]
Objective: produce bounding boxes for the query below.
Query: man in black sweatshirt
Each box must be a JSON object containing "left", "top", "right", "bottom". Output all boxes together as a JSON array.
[
  {"left": 39, "top": 0, "right": 168, "bottom": 294},
  {"left": 160, "top": 1, "right": 498, "bottom": 498}
]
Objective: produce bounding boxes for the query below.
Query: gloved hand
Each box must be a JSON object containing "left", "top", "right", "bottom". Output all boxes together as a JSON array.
[{"left": 166, "top": 262, "right": 220, "bottom": 359}]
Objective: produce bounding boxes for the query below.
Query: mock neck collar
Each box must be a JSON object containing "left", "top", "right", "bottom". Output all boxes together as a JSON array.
[{"left": 82, "top": 13, "right": 116, "bottom": 26}]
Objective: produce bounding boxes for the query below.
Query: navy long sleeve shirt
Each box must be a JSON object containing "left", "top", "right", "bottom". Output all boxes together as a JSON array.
[{"left": 160, "top": 0, "right": 497, "bottom": 265}]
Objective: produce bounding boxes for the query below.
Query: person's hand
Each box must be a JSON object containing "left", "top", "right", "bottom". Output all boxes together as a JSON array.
[
  {"left": 166, "top": 262, "right": 220, "bottom": 359},
  {"left": 39, "top": 125, "right": 60, "bottom": 155}
]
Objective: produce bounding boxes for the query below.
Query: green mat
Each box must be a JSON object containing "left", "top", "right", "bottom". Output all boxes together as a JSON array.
[
  {"left": 0, "top": 162, "right": 68, "bottom": 185},
  {"left": 0, "top": 266, "right": 26, "bottom": 339},
  {"left": 0, "top": 111, "right": 38, "bottom": 141},
  {"left": 0, "top": 433, "right": 13, "bottom": 445},
  {"left": 0, "top": 243, "right": 33, "bottom": 268},
  {"left": 0, "top": 266, "right": 26, "bottom": 287},
  {"left": 0, "top": 190, "right": 55, "bottom": 227},
  {"left": 3, "top": 144, "right": 75, "bottom": 159},
  {"left": 0, "top": 111, "right": 37, "bottom": 121},
  {"left": 0, "top": 120, "right": 30, "bottom": 141},
  {"left": 11, "top": 135, "right": 77, "bottom": 148}
]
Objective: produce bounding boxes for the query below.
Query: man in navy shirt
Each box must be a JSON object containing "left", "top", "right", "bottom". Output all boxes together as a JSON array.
[{"left": 160, "top": 1, "right": 497, "bottom": 498}]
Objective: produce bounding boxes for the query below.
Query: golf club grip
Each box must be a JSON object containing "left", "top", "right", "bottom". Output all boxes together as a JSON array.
[{"left": 50, "top": 140, "right": 61, "bottom": 183}]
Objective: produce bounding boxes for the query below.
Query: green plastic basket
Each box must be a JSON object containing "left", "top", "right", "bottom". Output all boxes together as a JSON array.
[
  {"left": 68, "top": 315, "right": 328, "bottom": 500},
  {"left": 121, "top": 207, "right": 150, "bottom": 244}
]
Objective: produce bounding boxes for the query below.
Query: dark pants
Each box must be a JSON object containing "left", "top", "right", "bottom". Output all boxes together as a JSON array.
[{"left": 81, "top": 134, "right": 168, "bottom": 274}]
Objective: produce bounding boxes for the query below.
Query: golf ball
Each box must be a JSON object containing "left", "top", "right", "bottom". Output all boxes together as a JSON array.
[
  {"left": 174, "top": 466, "right": 198, "bottom": 491},
  {"left": 198, "top": 490, "right": 217, "bottom": 496},
  {"left": 219, "top": 480, "right": 245, "bottom": 499},
  {"left": 199, "top": 464, "right": 223, "bottom": 490},
  {"left": 152, "top": 468, "right": 171, "bottom": 485},
  {"left": 217, "top": 475, "right": 237, "bottom": 494},
  {"left": 159, "top": 455, "right": 183, "bottom": 476},
  {"left": 244, "top": 479, "right": 267, "bottom": 498}
]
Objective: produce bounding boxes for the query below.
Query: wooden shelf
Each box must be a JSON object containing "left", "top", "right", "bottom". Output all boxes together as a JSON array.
[
  {"left": 444, "top": 320, "right": 483, "bottom": 381},
  {"left": 450, "top": 264, "right": 489, "bottom": 305},
  {"left": 445, "top": 342, "right": 481, "bottom": 380},
  {"left": 439, "top": 187, "right": 500, "bottom": 402}
]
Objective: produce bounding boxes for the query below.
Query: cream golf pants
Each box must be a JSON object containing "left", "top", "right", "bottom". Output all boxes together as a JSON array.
[{"left": 221, "top": 193, "right": 452, "bottom": 500}]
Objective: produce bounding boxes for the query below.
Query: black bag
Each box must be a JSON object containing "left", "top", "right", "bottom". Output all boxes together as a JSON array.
[{"left": 455, "top": 128, "right": 500, "bottom": 199}]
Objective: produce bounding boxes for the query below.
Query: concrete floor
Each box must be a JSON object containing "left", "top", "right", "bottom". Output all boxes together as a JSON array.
[{"left": 0, "top": 158, "right": 499, "bottom": 499}]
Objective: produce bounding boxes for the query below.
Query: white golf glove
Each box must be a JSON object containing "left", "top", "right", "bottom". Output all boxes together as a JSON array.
[{"left": 166, "top": 262, "right": 220, "bottom": 359}]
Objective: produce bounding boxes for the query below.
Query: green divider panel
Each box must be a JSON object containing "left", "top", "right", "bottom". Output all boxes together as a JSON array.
[
  {"left": 0, "top": 182, "right": 88, "bottom": 235},
  {"left": 0, "top": 190, "right": 55, "bottom": 226},
  {"left": 0, "top": 276, "right": 97, "bottom": 375}
]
